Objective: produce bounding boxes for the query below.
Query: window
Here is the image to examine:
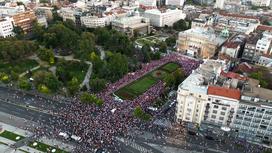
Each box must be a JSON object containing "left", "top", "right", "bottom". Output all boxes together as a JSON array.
[
  {"left": 219, "top": 117, "right": 224, "bottom": 120},
  {"left": 215, "top": 100, "right": 220, "bottom": 102},
  {"left": 214, "top": 105, "right": 219, "bottom": 109},
  {"left": 213, "top": 110, "right": 217, "bottom": 114},
  {"left": 222, "top": 107, "right": 227, "bottom": 110},
  {"left": 221, "top": 112, "right": 226, "bottom": 115},
  {"left": 211, "top": 115, "right": 216, "bottom": 119},
  {"left": 208, "top": 98, "right": 211, "bottom": 101}
]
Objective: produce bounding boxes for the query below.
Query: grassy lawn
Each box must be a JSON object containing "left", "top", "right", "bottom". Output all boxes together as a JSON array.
[
  {"left": 28, "top": 141, "right": 68, "bottom": 153},
  {"left": 160, "top": 63, "right": 180, "bottom": 73},
  {"left": 115, "top": 62, "right": 180, "bottom": 100},
  {"left": 0, "top": 130, "right": 25, "bottom": 142},
  {"left": 0, "top": 59, "right": 38, "bottom": 74},
  {"left": 136, "top": 39, "right": 154, "bottom": 46}
]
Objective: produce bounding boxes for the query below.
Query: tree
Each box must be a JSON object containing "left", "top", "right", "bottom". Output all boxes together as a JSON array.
[
  {"left": 80, "top": 92, "right": 104, "bottom": 106},
  {"left": 37, "top": 47, "right": 55, "bottom": 64},
  {"left": 150, "top": 52, "right": 161, "bottom": 60},
  {"left": 89, "top": 77, "right": 106, "bottom": 93},
  {"left": 158, "top": 41, "right": 167, "bottom": 53},
  {"left": 173, "top": 19, "right": 190, "bottom": 31},
  {"left": 33, "top": 71, "right": 61, "bottom": 92},
  {"left": 32, "top": 22, "right": 45, "bottom": 42},
  {"left": 164, "top": 73, "right": 175, "bottom": 87},
  {"left": 141, "top": 44, "right": 151, "bottom": 63},
  {"left": 107, "top": 53, "right": 128, "bottom": 81},
  {"left": 0, "top": 40, "right": 37, "bottom": 62},
  {"left": 76, "top": 32, "right": 96, "bottom": 59},
  {"left": 165, "top": 36, "right": 176, "bottom": 47},
  {"left": 18, "top": 79, "right": 32, "bottom": 90},
  {"left": 173, "top": 68, "right": 185, "bottom": 88},
  {"left": 67, "top": 77, "right": 80, "bottom": 95},
  {"left": 133, "top": 106, "right": 151, "bottom": 121},
  {"left": 13, "top": 26, "right": 24, "bottom": 39},
  {"left": 0, "top": 72, "right": 10, "bottom": 84}
]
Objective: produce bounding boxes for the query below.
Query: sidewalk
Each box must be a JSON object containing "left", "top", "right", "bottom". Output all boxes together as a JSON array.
[{"left": 39, "top": 136, "right": 75, "bottom": 152}]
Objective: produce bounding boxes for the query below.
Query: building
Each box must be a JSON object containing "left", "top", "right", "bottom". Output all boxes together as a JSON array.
[
  {"left": 138, "top": 0, "right": 157, "bottom": 7},
  {"left": 233, "top": 78, "right": 272, "bottom": 145},
  {"left": 214, "top": 0, "right": 225, "bottom": 9},
  {"left": 242, "top": 31, "right": 272, "bottom": 63},
  {"left": 59, "top": 8, "right": 76, "bottom": 22},
  {"left": 204, "top": 86, "right": 240, "bottom": 127},
  {"left": 0, "top": 16, "right": 14, "bottom": 38},
  {"left": 176, "top": 59, "right": 272, "bottom": 146},
  {"left": 176, "top": 27, "right": 227, "bottom": 58},
  {"left": 80, "top": 16, "right": 106, "bottom": 28},
  {"left": 12, "top": 11, "right": 36, "bottom": 33},
  {"left": 257, "top": 55, "right": 272, "bottom": 67},
  {"left": 241, "top": 33, "right": 261, "bottom": 63},
  {"left": 165, "top": 0, "right": 185, "bottom": 7},
  {"left": 220, "top": 34, "right": 247, "bottom": 58},
  {"left": 143, "top": 9, "right": 186, "bottom": 27},
  {"left": 111, "top": 16, "right": 151, "bottom": 37},
  {"left": 37, "top": 16, "right": 48, "bottom": 28},
  {"left": 176, "top": 60, "right": 229, "bottom": 124},
  {"left": 0, "top": 4, "right": 25, "bottom": 15},
  {"left": 251, "top": 0, "right": 271, "bottom": 7}
]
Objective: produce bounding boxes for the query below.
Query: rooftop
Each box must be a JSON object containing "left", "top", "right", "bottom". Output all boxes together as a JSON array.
[
  {"left": 208, "top": 86, "right": 241, "bottom": 100},
  {"left": 242, "top": 78, "right": 272, "bottom": 100}
]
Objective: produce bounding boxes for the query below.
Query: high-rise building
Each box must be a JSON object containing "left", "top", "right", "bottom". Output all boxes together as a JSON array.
[{"left": 12, "top": 11, "right": 36, "bottom": 33}]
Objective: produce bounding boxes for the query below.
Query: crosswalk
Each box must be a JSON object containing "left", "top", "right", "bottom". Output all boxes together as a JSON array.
[{"left": 116, "top": 137, "right": 154, "bottom": 153}]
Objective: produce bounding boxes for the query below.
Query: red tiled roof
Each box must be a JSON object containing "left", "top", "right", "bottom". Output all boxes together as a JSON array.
[
  {"left": 208, "top": 86, "right": 241, "bottom": 100},
  {"left": 219, "top": 12, "right": 259, "bottom": 20},
  {"left": 256, "top": 25, "right": 272, "bottom": 32},
  {"left": 223, "top": 41, "right": 240, "bottom": 49},
  {"left": 220, "top": 71, "right": 248, "bottom": 81}
]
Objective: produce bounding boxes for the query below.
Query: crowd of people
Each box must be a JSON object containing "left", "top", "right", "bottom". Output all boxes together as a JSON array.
[
  {"left": 3, "top": 53, "right": 269, "bottom": 153},
  {"left": 37, "top": 53, "right": 202, "bottom": 152}
]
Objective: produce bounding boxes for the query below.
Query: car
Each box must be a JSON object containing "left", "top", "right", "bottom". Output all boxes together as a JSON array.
[
  {"left": 71, "top": 135, "right": 82, "bottom": 142},
  {"left": 59, "top": 132, "right": 69, "bottom": 139}
]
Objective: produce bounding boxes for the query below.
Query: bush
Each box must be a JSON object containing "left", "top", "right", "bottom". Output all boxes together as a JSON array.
[
  {"left": 0, "top": 72, "right": 10, "bottom": 84},
  {"left": 18, "top": 79, "right": 31, "bottom": 90},
  {"left": 133, "top": 106, "right": 151, "bottom": 121},
  {"left": 80, "top": 92, "right": 104, "bottom": 106},
  {"left": 38, "top": 84, "right": 50, "bottom": 94}
]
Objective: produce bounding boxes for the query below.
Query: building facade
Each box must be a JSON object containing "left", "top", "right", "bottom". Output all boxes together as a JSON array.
[
  {"left": 80, "top": 16, "right": 106, "bottom": 28},
  {"left": 143, "top": 9, "right": 186, "bottom": 27},
  {"left": 12, "top": 11, "right": 36, "bottom": 33},
  {"left": 176, "top": 27, "right": 226, "bottom": 58},
  {"left": 0, "top": 16, "right": 14, "bottom": 38},
  {"left": 112, "top": 16, "right": 151, "bottom": 37}
]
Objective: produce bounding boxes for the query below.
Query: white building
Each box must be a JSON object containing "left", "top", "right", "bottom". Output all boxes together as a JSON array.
[
  {"left": 112, "top": 16, "right": 151, "bottom": 36},
  {"left": 80, "top": 16, "right": 106, "bottom": 28},
  {"left": 37, "top": 16, "right": 48, "bottom": 28},
  {"left": 0, "top": 4, "right": 25, "bottom": 15},
  {"left": 138, "top": 0, "right": 157, "bottom": 7},
  {"left": 251, "top": 0, "right": 271, "bottom": 7},
  {"left": 0, "top": 16, "right": 14, "bottom": 38},
  {"left": 176, "top": 60, "right": 228, "bottom": 124},
  {"left": 59, "top": 8, "right": 76, "bottom": 22},
  {"left": 165, "top": 0, "right": 185, "bottom": 6},
  {"left": 143, "top": 9, "right": 186, "bottom": 27},
  {"left": 256, "top": 31, "right": 272, "bottom": 55},
  {"left": 214, "top": 0, "right": 225, "bottom": 9}
]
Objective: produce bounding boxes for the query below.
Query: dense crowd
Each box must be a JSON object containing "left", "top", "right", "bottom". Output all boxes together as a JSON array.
[
  {"left": 38, "top": 53, "right": 202, "bottom": 152},
  {"left": 3, "top": 53, "right": 201, "bottom": 152}
]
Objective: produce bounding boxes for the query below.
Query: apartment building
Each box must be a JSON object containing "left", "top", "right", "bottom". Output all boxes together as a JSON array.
[
  {"left": 12, "top": 11, "right": 36, "bottom": 33},
  {"left": 80, "top": 16, "right": 106, "bottom": 28},
  {"left": 176, "top": 27, "right": 226, "bottom": 58},
  {"left": 0, "top": 16, "right": 14, "bottom": 38},
  {"left": 165, "top": 0, "right": 185, "bottom": 6},
  {"left": 176, "top": 60, "right": 229, "bottom": 124},
  {"left": 143, "top": 9, "right": 186, "bottom": 27},
  {"left": 112, "top": 16, "right": 151, "bottom": 37},
  {"left": 220, "top": 34, "right": 246, "bottom": 58},
  {"left": 233, "top": 78, "right": 272, "bottom": 145},
  {"left": 241, "top": 33, "right": 261, "bottom": 63},
  {"left": 138, "top": 0, "right": 157, "bottom": 7}
]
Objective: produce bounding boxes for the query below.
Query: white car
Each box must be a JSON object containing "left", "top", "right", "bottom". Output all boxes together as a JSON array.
[
  {"left": 71, "top": 135, "right": 82, "bottom": 142},
  {"left": 58, "top": 132, "right": 69, "bottom": 139}
]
